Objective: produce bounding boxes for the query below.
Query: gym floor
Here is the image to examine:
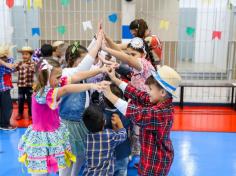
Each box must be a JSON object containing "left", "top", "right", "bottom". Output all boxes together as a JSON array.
[{"left": 1, "top": 105, "right": 236, "bottom": 176}]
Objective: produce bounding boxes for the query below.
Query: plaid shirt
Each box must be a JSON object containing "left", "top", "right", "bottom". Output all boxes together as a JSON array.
[
  {"left": 16, "top": 60, "right": 35, "bottom": 87},
  {"left": 124, "top": 85, "right": 174, "bottom": 176},
  {"left": 0, "top": 57, "right": 14, "bottom": 92},
  {"left": 83, "top": 128, "right": 127, "bottom": 176}
]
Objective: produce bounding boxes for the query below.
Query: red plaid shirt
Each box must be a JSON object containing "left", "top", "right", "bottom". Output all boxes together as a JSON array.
[
  {"left": 16, "top": 60, "right": 35, "bottom": 87},
  {"left": 124, "top": 85, "right": 174, "bottom": 176}
]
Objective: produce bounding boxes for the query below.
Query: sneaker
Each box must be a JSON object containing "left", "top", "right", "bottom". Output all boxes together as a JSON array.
[{"left": 0, "top": 126, "right": 17, "bottom": 131}]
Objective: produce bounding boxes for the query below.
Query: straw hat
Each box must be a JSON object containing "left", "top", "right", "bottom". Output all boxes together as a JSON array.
[
  {"left": 151, "top": 65, "right": 181, "bottom": 97},
  {"left": 0, "top": 44, "right": 15, "bottom": 58},
  {"left": 18, "top": 46, "right": 34, "bottom": 54},
  {"left": 52, "top": 41, "right": 65, "bottom": 48}
]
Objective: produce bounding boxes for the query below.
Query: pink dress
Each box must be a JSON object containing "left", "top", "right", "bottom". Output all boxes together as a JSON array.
[
  {"left": 18, "top": 77, "right": 76, "bottom": 174},
  {"left": 131, "top": 57, "right": 155, "bottom": 92}
]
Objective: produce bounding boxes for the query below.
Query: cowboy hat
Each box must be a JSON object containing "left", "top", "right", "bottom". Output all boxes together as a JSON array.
[
  {"left": 17, "top": 46, "right": 34, "bottom": 54},
  {"left": 0, "top": 44, "right": 15, "bottom": 58},
  {"left": 151, "top": 65, "right": 181, "bottom": 97}
]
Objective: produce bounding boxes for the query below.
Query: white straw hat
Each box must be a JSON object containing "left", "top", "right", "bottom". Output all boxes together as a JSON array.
[
  {"left": 151, "top": 65, "right": 182, "bottom": 97},
  {"left": 17, "top": 46, "right": 34, "bottom": 54},
  {"left": 52, "top": 41, "right": 65, "bottom": 48}
]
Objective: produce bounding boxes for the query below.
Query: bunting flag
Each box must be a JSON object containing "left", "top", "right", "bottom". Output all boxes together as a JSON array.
[
  {"left": 34, "top": 0, "right": 43, "bottom": 8},
  {"left": 27, "top": 0, "right": 31, "bottom": 9},
  {"left": 212, "top": 31, "right": 222, "bottom": 40},
  {"left": 57, "top": 25, "right": 66, "bottom": 35},
  {"left": 186, "top": 27, "right": 195, "bottom": 37},
  {"left": 60, "top": 0, "right": 70, "bottom": 6},
  {"left": 82, "top": 21, "right": 93, "bottom": 31},
  {"left": 108, "top": 13, "right": 118, "bottom": 23},
  {"left": 6, "top": 0, "right": 14, "bottom": 8},
  {"left": 159, "top": 20, "right": 169, "bottom": 30},
  {"left": 32, "top": 27, "right": 40, "bottom": 36}
]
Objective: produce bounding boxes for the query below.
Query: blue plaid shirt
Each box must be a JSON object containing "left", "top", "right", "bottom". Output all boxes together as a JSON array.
[
  {"left": 83, "top": 128, "right": 127, "bottom": 176},
  {"left": 0, "top": 57, "right": 14, "bottom": 92}
]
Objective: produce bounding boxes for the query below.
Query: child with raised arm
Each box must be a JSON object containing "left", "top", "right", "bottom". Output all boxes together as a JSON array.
[
  {"left": 103, "top": 66, "right": 181, "bottom": 176},
  {"left": 18, "top": 58, "right": 107, "bottom": 176},
  {"left": 82, "top": 105, "right": 127, "bottom": 176}
]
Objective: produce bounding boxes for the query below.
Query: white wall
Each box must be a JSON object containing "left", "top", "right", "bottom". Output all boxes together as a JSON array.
[{"left": 0, "top": 1, "right": 13, "bottom": 44}]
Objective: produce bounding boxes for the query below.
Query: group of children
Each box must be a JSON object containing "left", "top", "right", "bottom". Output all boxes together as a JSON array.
[{"left": 0, "top": 19, "right": 181, "bottom": 176}]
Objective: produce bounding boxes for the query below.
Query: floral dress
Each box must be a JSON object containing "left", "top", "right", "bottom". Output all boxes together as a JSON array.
[{"left": 18, "top": 77, "right": 76, "bottom": 174}]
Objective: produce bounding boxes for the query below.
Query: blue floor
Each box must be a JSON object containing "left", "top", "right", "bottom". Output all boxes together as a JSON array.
[{"left": 1, "top": 129, "right": 236, "bottom": 176}]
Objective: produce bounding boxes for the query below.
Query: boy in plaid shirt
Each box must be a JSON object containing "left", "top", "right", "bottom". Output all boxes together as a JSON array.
[
  {"left": 0, "top": 44, "right": 17, "bottom": 130},
  {"left": 82, "top": 105, "right": 127, "bottom": 176},
  {"left": 103, "top": 65, "right": 181, "bottom": 176},
  {"left": 15, "top": 47, "right": 35, "bottom": 120}
]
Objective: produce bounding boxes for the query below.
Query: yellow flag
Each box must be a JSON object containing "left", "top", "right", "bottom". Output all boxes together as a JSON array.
[
  {"left": 27, "top": 0, "right": 31, "bottom": 9},
  {"left": 159, "top": 20, "right": 169, "bottom": 30},
  {"left": 34, "top": 0, "right": 43, "bottom": 8}
]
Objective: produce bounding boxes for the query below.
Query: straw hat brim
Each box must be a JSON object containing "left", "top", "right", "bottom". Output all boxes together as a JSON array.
[
  {"left": 18, "top": 49, "right": 34, "bottom": 54},
  {"left": 151, "top": 70, "right": 178, "bottom": 98}
]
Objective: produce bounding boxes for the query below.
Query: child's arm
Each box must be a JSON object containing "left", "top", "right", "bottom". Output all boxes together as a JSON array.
[
  {"left": 102, "top": 44, "right": 142, "bottom": 72},
  {"left": 63, "top": 30, "right": 103, "bottom": 75},
  {"left": 104, "top": 87, "right": 171, "bottom": 128},
  {"left": 70, "top": 65, "right": 107, "bottom": 83},
  {"left": 111, "top": 114, "right": 127, "bottom": 146},
  {"left": 111, "top": 113, "right": 124, "bottom": 131},
  {"left": 107, "top": 68, "right": 151, "bottom": 106},
  {"left": 0, "top": 59, "right": 16, "bottom": 69},
  {"left": 104, "top": 34, "right": 123, "bottom": 52},
  {"left": 57, "top": 82, "right": 107, "bottom": 99},
  {"left": 0, "top": 59, "right": 17, "bottom": 74}
]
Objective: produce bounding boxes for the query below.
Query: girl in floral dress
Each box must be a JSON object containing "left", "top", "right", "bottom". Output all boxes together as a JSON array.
[{"left": 18, "top": 58, "right": 107, "bottom": 176}]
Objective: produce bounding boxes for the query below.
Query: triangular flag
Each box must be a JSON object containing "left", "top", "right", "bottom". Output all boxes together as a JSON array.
[
  {"left": 6, "top": 0, "right": 14, "bottom": 8},
  {"left": 32, "top": 27, "right": 40, "bottom": 36},
  {"left": 82, "top": 21, "right": 93, "bottom": 31},
  {"left": 159, "top": 20, "right": 169, "bottom": 30},
  {"left": 57, "top": 25, "right": 66, "bottom": 35},
  {"left": 108, "top": 13, "right": 118, "bottom": 23},
  {"left": 60, "top": 0, "right": 70, "bottom": 6},
  {"left": 186, "top": 27, "right": 195, "bottom": 37},
  {"left": 34, "top": 0, "right": 42, "bottom": 8},
  {"left": 212, "top": 31, "right": 222, "bottom": 40},
  {"left": 27, "top": 0, "right": 31, "bottom": 9}
]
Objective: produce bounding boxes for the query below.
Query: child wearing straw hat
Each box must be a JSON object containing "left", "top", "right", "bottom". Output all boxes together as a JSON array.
[
  {"left": 103, "top": 65, "right": 181, "bottom": 176},
  {"left": 0, "top": 44, "right": 17, "bottom": 130},
  {"left": 15, "top": 46, "right": 35, "bottom": 120},
  {"left": 52, "top": 41, "right": 67, "bottom": 67}
]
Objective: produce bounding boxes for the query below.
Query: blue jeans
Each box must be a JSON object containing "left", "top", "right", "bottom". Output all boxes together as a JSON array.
[{"left": 114, "top": 157, "right": 129, "bottom": 176}]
